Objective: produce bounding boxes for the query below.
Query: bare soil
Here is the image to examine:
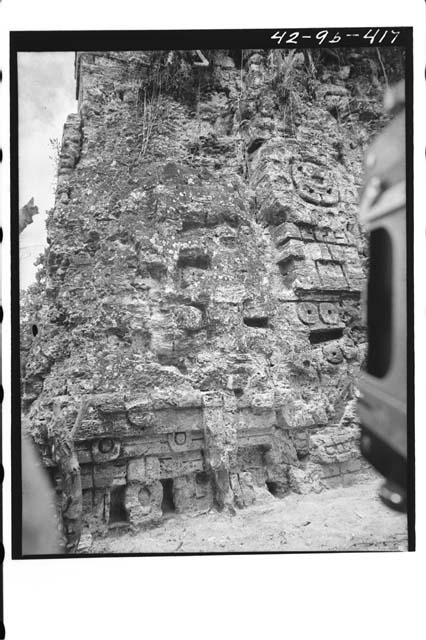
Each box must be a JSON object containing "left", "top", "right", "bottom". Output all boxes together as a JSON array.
[{"left": 88, "top": 479, "right": 408, "bottom": 554}]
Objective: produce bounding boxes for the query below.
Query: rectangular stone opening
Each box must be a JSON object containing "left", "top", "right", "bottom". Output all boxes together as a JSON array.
[
  {"left": 309, "top": 327, "right": 344, "bottom": 344},
  {"left": 177, "top": 249, "right": 211, "bottom": 270},
  {"left": 160, "top": 478, "right": 176, "bottom": 514},
  {"left": 266, "top": 481, "right": 281, "bottom": 497},
  {"left": 243, "top": 316, "right": 269, "bottom": 328},
  {"left": 109, "top": 485, "right": 128, "bottom": 524}
]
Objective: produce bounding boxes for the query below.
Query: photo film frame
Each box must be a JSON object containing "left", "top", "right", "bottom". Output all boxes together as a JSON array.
[{"left": 8, "top": 27, "right": 414, "bottom": 562}]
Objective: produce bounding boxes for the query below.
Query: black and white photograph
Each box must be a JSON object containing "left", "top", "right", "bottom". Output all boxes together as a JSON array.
[
  {"left": 2, "top": 0, "right": 425, "bottom": 636},
  {"left": 13, "top": 33, "right": 412, "bottom": 557}
]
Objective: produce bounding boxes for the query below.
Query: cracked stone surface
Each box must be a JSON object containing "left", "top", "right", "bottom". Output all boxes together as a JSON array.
[{"left": 20, "top": 48, "right": 404, "bottom": 539}]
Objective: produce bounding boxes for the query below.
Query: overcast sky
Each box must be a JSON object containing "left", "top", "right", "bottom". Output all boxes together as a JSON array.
[{"left": 19, "top": 52, "right": 77, "bottom": 289}]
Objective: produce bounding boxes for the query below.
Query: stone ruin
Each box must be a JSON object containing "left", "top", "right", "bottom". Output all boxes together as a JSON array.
[{"left": 21, "top": 49, "right": 397, "bottom": 537}]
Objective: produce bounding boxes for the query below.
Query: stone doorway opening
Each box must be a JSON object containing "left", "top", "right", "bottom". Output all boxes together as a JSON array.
[
  {"left": 109, "top": 485, "right": 128, "bottom": 524},
  {"left": 161, "top": 478, "right": 176, "bottom": 514},
  {"left": 266, "top": 481, "right": 280, "bottom": 497}
]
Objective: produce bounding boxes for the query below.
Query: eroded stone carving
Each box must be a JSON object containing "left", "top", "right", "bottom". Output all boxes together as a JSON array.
[
  {"left": 21, "top": 49, "right": 386, "bottom": 541},
  {"left": 291, "top": 161, "right": 340, "bottom": 206}
]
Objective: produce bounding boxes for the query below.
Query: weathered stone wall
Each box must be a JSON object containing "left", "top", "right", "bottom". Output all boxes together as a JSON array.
[{"left": 21, "top": 49, "right": 398, "bottom": 534}]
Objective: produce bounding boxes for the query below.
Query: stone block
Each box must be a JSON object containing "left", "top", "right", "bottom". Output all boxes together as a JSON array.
[
  {"left": 93, "top": 464, "right": 115, "bottom": 488},
  {"left": 145, "top": 456, "right": 161, "bottom": 480},
  {"left": 125, "top": 481, "right": 163, "bottom": 526},
  {"left": 320, "top": 462, "right": 341, "bottom": 478},
  {"left": 323, "top": 475, "right": 343, "bottom": 489},
  {"left": 127, "top": 457, "right": 146, "bottom": 482},
  {"left": 341, "top": 458, "right": 363, "bottom": 473},
  {"left": 316, "top": 260, "right": 348, "bottom": 289},
  {"left": 81, "top": 467, "right": 93, "bottom": 490}
]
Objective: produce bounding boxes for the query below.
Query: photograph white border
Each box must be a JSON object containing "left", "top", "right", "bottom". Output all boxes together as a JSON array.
[{"left": 1, "top": 1, "right": 424, "bottom": 638}]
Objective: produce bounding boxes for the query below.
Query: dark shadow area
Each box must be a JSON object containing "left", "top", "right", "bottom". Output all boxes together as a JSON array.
[
  {"left": 266, "top": 481, "right": 280, "bottom": 497},
  {"left": 243, "top": 317, "right": 269, "bottom": 328},
  {"left": 367, "top": 227, "right": 392, "bottom": 377},
  {"left": 309, "top": 327, "right": 344, "bottom": 344},
  {"left": 247, "top": 137, "right": 266, "bottom": 154},
  {"left": 109, "top": 485, "right": 128, "bottom": 524},
  {"left": 177, "top": 249, "right": 211, "bottom": 270},
  {"left": 161, "top": 478, "right": 176, "bottom": 514}
]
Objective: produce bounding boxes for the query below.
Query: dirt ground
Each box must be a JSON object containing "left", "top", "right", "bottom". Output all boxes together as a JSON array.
[{"left": 88, "top": 479, "right": 408, "bottom": 554}]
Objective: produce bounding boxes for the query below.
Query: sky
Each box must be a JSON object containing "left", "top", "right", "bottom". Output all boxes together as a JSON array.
[{"left": 18, "top": 52, "right": 77, "bottom": 289}]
